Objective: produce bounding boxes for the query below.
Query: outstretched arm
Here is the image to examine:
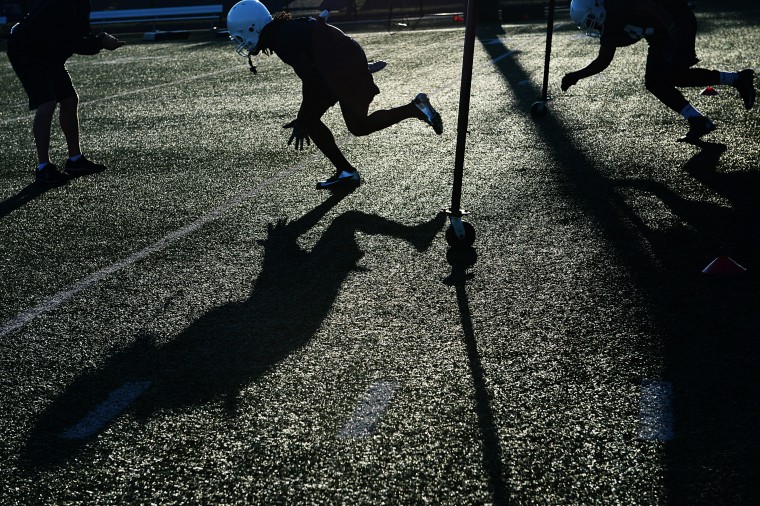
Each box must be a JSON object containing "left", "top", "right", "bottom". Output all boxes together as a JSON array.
[{"left": 562, "top": 45, "right": 616, "bottom": 91}]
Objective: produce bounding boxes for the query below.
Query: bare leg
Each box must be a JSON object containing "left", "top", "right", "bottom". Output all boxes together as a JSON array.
[
  {"left": 59, "top": 93, "right": 81, "bottom": 158},
  {"left": 306, "top": 119, "right": 356, "bottom": 173},
  {"left": 343, "top": 102, "right": 423, "bottom": 137},
  {"left": 32, "top": 100, "right": 57, "bottom": 165}
]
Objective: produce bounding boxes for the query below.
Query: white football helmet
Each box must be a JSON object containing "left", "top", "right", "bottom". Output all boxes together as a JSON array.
[
  {"left": 570, "top": 0, "right": 606, "bottom": 37},
  {"left": 227, "top": 0, "right": 273, "bottom": 56}
]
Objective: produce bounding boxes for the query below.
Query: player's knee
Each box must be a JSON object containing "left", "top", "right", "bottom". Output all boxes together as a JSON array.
[
  {"left": 60, "top": 92, "right": 79, "bottom": 108},
  {"left": 344, "top": 118, "right": 371, "bottom": 137},
  {"left": 36, "top": 100, "right": 57, "bottom": 112},
  {"left": 34, "top": 100, "right": 57, "bottom": 120}
]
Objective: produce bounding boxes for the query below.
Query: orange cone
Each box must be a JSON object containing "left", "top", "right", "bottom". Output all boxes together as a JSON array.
[
  {"left": 701, "top": 86, "right": 718, "bottom": 96},
  {"left": 702, "top": 256, "right": 746, "bottom": 275}
]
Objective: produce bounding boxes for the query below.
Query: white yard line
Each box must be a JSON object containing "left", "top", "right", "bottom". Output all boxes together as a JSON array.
[
  {"left": 61, "top": 381, "right": 152, "bottom": 439},
  {"left": 0, "top": 68, "right": 235, "bottom": 126},
  {"left": 0, "top": 154, "right": 313, "bottom": 339},
  {"left": 1, "top": 34, "right": 519, "bottom": 338},
  {"left": 638, "top": 379, "right": 674, "bottom": 441},
  {"left": 340, "top": 380, "right": 399, "bottom": 438}
]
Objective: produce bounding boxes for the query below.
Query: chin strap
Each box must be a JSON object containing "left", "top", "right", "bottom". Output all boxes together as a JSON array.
[{"left": 247, "top": 53, "right": 257, "bottom": 74}]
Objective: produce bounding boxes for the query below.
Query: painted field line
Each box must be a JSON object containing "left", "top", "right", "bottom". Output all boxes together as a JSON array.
[
  {"left": 61, "top": 381, "right": 152, "bottom": 439},
  {"left": 1, "top": 31, "right": 500, "bottom": 338},
  {"left": 340, "top": 380, "right": 399, "bottom": 438},
  {"left": 639, "top": 379, "right": 674, "bottom": 441},
  {"left": 0, "top": 154, "right": 315, "bottom": 339},
  {"left": 0, "top": 67, "right": 236, "bottom": 126}
]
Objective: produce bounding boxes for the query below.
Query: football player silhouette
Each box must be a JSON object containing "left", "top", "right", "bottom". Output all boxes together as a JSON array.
[
  {"left": 227, "top": 0, "right": 443, "bottom": 189},
  {"left": 7, "top": 0, "right": 126, "bottom": 184},
  {"left": 563, "top": 0, "right": 755, "bottom": 144}
]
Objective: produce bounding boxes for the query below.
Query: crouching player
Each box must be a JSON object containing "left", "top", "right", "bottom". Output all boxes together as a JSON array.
[
  {"left": 562, "top": 0, "right": 755, "bottom": 144},
  {"left": 226, "top": 0, "right": 443, "bottom": 189}
]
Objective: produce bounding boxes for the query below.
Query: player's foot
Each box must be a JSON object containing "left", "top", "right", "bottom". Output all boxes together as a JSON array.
[
  {"left": 316, "top": 169, "right": 360, "bottom": 189},
  {"left": 64, "top": 155, "right": 107, "bottom": 176},
  {"left": 735, "top": 68, "right": 756, "bottom": 110},
  {"left": 413, "top": 93, "right": 443, "bottom": 135},
  {"left": 35, "top": 163, "right": 68, "bottom": 185},
  {"left": 368, "top": 60, "right": 387, "bottom": 73},
  {"left": 677, "top": 116, "right": 716, "bottom": 143}
]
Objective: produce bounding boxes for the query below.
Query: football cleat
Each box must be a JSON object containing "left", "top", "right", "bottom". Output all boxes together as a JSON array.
[
  {"left": 368, "top": 60, "right": 387, "bottom": 73},
  {"left": 735, "top": 68, "right": 756, "bottom": 110},
  {"left": 64, "top": 155, "right": 106, "bottom": 176},
  {"left": 316, "top": 169, "right": 360, "bottom": 189},
  {"left": 677, "top": 116, "right": 715, "bottom": 144},
  {"left": 413, "top": 93, "right": 443, "bottom": 135},
  {"left": 35, "top": 163, "right": 68, "bottom": 185}
]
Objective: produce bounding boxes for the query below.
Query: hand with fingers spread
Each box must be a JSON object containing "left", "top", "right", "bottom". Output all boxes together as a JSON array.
[{"left": 283, "top": 119, "right": 310, "bottom": 150}]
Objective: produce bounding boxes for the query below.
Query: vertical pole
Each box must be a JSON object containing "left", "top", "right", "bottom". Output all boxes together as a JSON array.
[
  {"left": 541, "top": 0, "right": 556, "bottom": 101},
  {"left": 450, "top": 0, "right": 478, "bottom": 215}
]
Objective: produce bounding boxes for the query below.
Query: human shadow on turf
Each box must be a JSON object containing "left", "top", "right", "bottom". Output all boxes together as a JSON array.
[
  {"left": 612, "top": 142, "right": 760, "bottom": 501},
  {"left": 21, "top": 190, "right": 446, "bottom": 469},
  {"left": 611, "top": 143, "right": 737, "bottom": 260},
  {"left": 680, "top": 141, "right": 760, "bottom": 259},
  {"left": 612, "top": 141, "right": 760, "bottom": 272},
  {"left": 0, "top": 182, "right": 59, "bottom": 219},
  {"left": 478, "top": 24, "right": 760, "bottom": 502}
]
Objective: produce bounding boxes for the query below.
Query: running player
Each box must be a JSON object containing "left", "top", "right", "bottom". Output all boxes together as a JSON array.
[
  {"left": 562, "top": 0, "right": 755, "bottom": 143},
  {"left": 226, "top": 0, "right": 443, "bottom": 189}
]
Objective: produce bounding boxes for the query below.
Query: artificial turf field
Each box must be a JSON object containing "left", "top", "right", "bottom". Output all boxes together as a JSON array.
[{"left": 1, "top": 3, "right": 760, "bottom": 503}]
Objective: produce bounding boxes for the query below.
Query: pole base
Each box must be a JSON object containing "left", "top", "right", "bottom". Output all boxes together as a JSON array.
[{"left": 444, "top": 211, "right": 475, "bottom": 248}]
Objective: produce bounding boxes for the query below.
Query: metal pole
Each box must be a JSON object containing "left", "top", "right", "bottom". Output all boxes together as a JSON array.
[
  {"left": 450, "top": 0, "right": 478, "bottom": 216},
  {"left": 541, "top": 0, "right": 556, "bottom": 101}
]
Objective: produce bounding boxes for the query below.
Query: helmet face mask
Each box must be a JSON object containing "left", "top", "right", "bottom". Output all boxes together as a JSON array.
[
  {"left": 227, "top": 0, "right": 273, "bottom": 56},
  {"left": 570, "top": 0, "right": 606, "bottom": 37},
  {"left": 231, "top": 33, "right": 258, "bottom": 57}
]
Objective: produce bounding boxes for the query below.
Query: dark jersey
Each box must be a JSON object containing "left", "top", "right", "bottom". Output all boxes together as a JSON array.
[
  {"left": 600, "top": 0, "right": 691, "bottom": 49},
  {"left": 258, "top": 16, "right": 379, "bottom": 120},
  {"left": 10, "top": 0, "right": 103, "bottom": 60}
]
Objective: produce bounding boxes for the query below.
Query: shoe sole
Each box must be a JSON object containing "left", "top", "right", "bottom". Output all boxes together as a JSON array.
[
  {"left": 34, "top": 170, "right": 69, "bottom": 185},
  {"left": 414, "top": 94, "right": 444, "bottom": 135},
  {"left": 316, "top": 176, "right": 361, "bottom": 190},
  {"left": 738, "top": 70, "right": 756, "bottom": 110},
  {"left": 677, "top": 126, "right": 716, "bottom": 144},
  {"left": 35, "top": 176, "right": 69, "bottom": 185}
]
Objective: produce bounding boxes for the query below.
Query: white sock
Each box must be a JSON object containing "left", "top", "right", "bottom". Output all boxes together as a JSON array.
[
  {"left": 680, "top": 104, "right": 703, "bottom": 120},
  {"left": 719, "top": 71, "right": 739, "bottom": 86}
]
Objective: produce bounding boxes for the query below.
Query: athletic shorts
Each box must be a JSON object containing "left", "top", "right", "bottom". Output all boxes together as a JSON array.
[
  {"left": 312, "top": 21, "right": 379, "bottom": 116},
  {"left": 7, "top": 38, "right": 76, "bottom": 110},
  {"left": 646, "top": 6, "right": 699, "bottom": 76}
]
